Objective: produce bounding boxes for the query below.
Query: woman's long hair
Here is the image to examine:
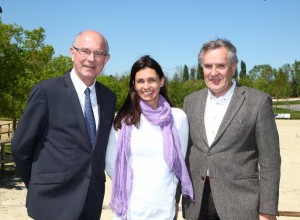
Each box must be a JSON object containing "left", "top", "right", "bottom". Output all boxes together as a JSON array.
[{"left": 114, "top": 55, "right": 171, "bottom": 130}]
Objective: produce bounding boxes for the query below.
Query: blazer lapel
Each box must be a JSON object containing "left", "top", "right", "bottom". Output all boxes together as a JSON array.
[
  {"left": 189, "top": 89, "right": 209, "bottom": 147},
  {"left": 63, "top": 72, "right": 90, "bottom": 144},
  {"left": 198, "top": 91, "right": 209, "bottom": 147},
  {"left": 211, "top": 86, "right": 245, "bottom": 147},
  {"left": 94, "top": 82, "right": 104, "bottom": 147}
]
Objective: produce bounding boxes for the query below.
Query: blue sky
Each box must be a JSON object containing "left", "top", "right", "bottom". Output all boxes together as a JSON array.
[{"left": 1, "top": 0, "right": 300, "bottom": 78}]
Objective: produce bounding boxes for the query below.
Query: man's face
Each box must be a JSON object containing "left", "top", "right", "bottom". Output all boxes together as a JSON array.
[
  {"left": 202, "top": 47, "right": 237, "bottom": 97},
  {"left": 70, "top": 31, "right": 110, "bottom": 86}
]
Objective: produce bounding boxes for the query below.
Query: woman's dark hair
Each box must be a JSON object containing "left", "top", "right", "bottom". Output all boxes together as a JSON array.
[{"left": 114, "top": 55, "right": 171, "bottom": 130}]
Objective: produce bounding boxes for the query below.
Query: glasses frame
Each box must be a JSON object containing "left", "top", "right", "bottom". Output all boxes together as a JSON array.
[{"left": 72, "top": 46, "right": 109, "bottom": 59}]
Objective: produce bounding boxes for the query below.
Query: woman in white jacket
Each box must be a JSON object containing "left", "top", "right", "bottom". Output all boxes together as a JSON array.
[{"left": 105, "top": 55, "right": 194, "bottom": 220}]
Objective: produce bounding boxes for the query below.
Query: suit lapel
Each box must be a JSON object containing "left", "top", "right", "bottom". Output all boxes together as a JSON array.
[
  {"left": 95, "top": 82, "right": 104, "bottom": 147},
  {"left": 63, "top": 72, "right": 90, "bottom": 145},
  {"left": 211, "top": 86, "right": 245, "bottom": 147},
  {"left": 198, "top": 90, "right": 209, "bottom": 147},
  {"left": 188, "top": 89, "right": 209, "bottom": 147}
]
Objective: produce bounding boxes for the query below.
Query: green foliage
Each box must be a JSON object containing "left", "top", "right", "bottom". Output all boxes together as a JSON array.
[
  {"left": 1, "top": 20, "right": 300, "bottom": 121},
  {"left": 190, "top": 66, "right": 196, "bottom": 80},
  {"left": 183, "top": 65, "right": 189, "bottom": 81},
  {"left": 274, "top": 100, "right": 300, "bottom": 105},
  {"left": 293, "top": 60, "right": 300, "bottom": 97},
  {"left": 238, "top": 75, "right": 253, "bottom": 87},
  {"left": 0, "top": 21, "right": 71, "bottom": 120},
  {"left": 168, "top": 79, "right": 205, "bottom": 108},
  {"left": 172, "top": 73, "right": 181, "bottom": 82},
  {"left": 272, "top": 107, "right": 300, "bottom": 119},
  {"left": 98, "top": 74, "right": 129, "bottom": 110},
  {"left": 196, "top": 63, "right": 203, "bottom": 80},
  {"left": 234, "top": 69, "right": 238, "bottom": 79},
  {"left": 168, "top": 77, "right": 182, "bottom": 107},
  {"left": 271, "top": 68, "right": 291, "bottom": 100},
  {"left": 43, "top": 55, "right": 73, "bottom": 79},
  {"left": 239, "top": 60, "right": 247, "bottom": 78},
  {"left": 249, "top": 65, "right": 275, "bottom": 94},
  {"left": 249, "top": 65, "right": 274, "bottom": 82},
  {"left": 291, "top": 112, "right": 300, "bottom": 119}
]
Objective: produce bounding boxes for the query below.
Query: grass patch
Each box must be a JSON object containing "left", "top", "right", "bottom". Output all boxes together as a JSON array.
[
  {"left": 5, "top": 144, "right": 12, "bottom": 154},
  {"left": 273, "top": 107, "right": 300, "bottom": 119},
  {"left": 273, "top": 100, "right": 300, "bottom": 105}
]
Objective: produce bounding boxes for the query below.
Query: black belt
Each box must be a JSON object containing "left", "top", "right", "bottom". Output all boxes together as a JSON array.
[{"left": 205, "top": 176, "right": 210, "bottom": 185}]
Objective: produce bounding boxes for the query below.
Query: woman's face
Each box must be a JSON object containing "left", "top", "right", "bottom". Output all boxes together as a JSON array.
[{"left": 134, "top": 67, "right": 165, "bottom": 109}]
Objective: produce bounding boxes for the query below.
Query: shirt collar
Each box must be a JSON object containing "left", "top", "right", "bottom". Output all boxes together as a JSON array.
[
  {"left": 70, "top": 68, "right": 96, "bottom": 95},
  {"left": 207, "top": 79, "right": 236, "bottom": 104}
]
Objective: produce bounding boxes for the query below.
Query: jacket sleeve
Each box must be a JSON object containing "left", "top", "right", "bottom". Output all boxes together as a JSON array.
[
  {"left": 11, "top": 84, "right": 48, "bottom": 188},
  {"left": 256, "top": 95, "right": 281, "bottom": 215}
]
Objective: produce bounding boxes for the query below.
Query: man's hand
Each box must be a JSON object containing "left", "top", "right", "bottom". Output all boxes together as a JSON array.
[{"left": 259, "top": 213, "right": 277, "bottom": 220}]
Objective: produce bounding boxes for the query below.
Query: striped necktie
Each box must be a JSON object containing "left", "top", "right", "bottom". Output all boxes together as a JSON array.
[{"left": 84, "top": 88, "right": 96, "bottom": 145}]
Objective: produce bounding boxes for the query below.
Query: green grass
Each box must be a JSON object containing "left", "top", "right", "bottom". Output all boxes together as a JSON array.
[
  {"left": 273, "top": 107, "right": 300, "bottom": 119},
  {"left": 4, "top": 144, "right": 12, "bottom": 155},
  {"left": 290, "top": 112, "right": 300, "bottom": 119},
  {"left": 273, "top": 108, "right": 292, "bottom": 113},
  {"left": 273, "top": 100, "right": 300, "bottom": 105}
]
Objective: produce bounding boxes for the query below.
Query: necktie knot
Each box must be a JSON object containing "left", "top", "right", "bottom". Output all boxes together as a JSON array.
[
  {"left": 84, "top": 88, "right": 96, "bottom": 146},
  {"left": 84, "top": 87, "right": 91, "bottom": 96}
]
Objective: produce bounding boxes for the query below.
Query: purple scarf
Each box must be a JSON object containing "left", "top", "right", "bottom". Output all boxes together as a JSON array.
[{"left": 110, "top": 95, "right": 194, "bottom": 219}]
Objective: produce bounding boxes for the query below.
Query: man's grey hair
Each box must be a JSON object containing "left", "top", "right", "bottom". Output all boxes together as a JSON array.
[
  {"left": 72, "top": 31, "right": 109, "bottom": 55},
  {"left": 198, "top": 38, "right": 238, "bottom": 66}
]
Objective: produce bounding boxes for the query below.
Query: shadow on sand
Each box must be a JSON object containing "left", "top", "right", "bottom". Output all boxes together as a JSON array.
[{"left": 0, "top": 163, "right": 25, "bottom": 190}]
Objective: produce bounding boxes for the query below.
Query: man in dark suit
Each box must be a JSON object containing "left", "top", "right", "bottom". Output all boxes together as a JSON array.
[
  {"left": 179, "top": 39, "right": 281, "bottom": 220},
  {"left": 12, "top": 30, "right": 116, "bottom": 220}
]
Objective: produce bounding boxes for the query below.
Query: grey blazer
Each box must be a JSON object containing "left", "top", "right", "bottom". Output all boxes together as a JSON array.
[{"left": 181, "top": 86, "right": 281, "bottom": 220}]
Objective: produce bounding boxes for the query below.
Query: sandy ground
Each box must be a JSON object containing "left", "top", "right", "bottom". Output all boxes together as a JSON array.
[{"left": 0, "top": 120, "right": 299, "bottom": 220}]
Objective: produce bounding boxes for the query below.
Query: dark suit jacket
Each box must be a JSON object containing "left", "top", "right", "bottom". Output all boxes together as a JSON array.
[
  {"left": 12, "top": 71, "right": 116, "bottom": 220},
  {"left": 181, "top": 86, "right": 281, "bottom": 220}
]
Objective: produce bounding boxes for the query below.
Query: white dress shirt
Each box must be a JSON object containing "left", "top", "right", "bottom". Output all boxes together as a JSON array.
[
  {"left": 204, "top": 80, "right": 236, "bottom": 147},
  {"left": 70, "top": 69, "right": 99, "bottom": 130}
]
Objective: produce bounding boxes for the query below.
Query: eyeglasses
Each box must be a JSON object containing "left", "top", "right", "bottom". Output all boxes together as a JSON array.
[{"left": 72, "top": 46, "right": 108, "bottom": 58}]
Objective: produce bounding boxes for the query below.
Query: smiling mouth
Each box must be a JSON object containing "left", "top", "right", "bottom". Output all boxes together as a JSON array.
[
  {"left": 84, "top": 65, "right": 96, "bottom": 69},
  {"left": 211, "top": 79, "right": 221, "bottom": 84},
  {"left": 143, "top": 91, "right": 153, "bottom": 95}
]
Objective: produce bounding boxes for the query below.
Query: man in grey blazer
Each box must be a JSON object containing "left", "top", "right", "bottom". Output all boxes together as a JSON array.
[
  {"left": 180, "top": 39, "right": 280, "bottom": 220},
  {"left": 12, "top": 30, "right": 116, "bottom": 220}
]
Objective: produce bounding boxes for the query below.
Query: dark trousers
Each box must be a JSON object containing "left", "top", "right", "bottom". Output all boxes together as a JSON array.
[
  {"left": 79, "top": 181, "right": 105, "bottom": 220},
  {"left": 198, "top": 178, "right": 220, "bottom": 220}
]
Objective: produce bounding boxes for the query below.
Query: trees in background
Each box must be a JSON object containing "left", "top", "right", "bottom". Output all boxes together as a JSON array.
[
  {"left": 1, "top": 19, "right": 300, "bottom": 119},
  {"left": 239, "top": 60, "right": 247, "bottom": 79},
  {"left": 274, "top": 68, "right": 291, "bottom": 98},
  {"left": 183, "top": 65, "right": 189, "bottom": 81},
  {"left": 196, "top": 63, "right": 203, "bottom": 80},
  {"left": 189, "top": 66, "right": 196, "bottom": 80},
  {"left": 0, "top": 19, "right": 72, "bottom": 127},
  {"left": 293, "top": 61, "right": 300, "bottom": 97}
]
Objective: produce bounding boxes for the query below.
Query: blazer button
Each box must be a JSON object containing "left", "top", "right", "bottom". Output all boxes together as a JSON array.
[
  {"left": 207, "top": 152, "right": 211, "bottom": 156},
  {"left": 201, "top": 176, "right": 205, "bottom": 181}
]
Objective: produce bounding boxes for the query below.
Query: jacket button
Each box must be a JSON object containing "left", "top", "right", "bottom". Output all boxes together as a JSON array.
[
  {"left": 86, "top": 175, "right": 90, "bottom": 179},
  {"left": 201, "top": 176, "right": 205, "bottom": 180}
]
